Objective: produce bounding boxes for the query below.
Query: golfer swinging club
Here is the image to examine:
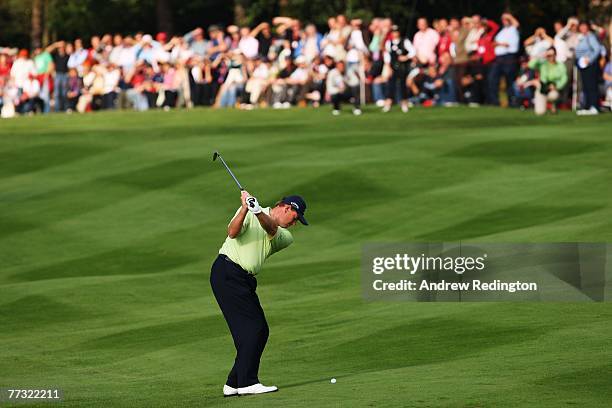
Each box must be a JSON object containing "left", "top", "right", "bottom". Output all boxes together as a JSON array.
[{"left": 210, "top": 190, "right": 308, "bottom": 397}]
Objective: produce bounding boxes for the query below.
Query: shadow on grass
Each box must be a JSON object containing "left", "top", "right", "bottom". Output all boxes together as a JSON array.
[
  {"left": 0, "top": 216, "right": 40, "bottom": 237},
  {"left": 282, "top": 169, "right": 391, "bottom": 225},
  {"left": 534, "top": 362, "right": 612, "bottom": 392},
  {"left": 0, "top": 143, "right": 114, "bottom": 177},
  {"left": 0, "top": 181, "right": 140, "bottom": 239},
  {"left": 262, "top": 259, "right": 357, "bottom": 286},
  {"left": 73, "top": 315, "right": 227, "bottom": 362},
  {"left": 418, "top": 204, "right": 602, "bottom": 241},
  {"left": 0, "top": 294, "right": 93, "bottom": 330},
  {"left": 101, "top": 158, "right": 206, "bottom": 190},
  {"left": 445, "top": 139, "right": 601, "bottom": 164},
  {"left": 316, "top": 316, "right": 560, "bottom": 373},
  {"left": 10, "top": 247, "right": 199, "bottom": 282}
]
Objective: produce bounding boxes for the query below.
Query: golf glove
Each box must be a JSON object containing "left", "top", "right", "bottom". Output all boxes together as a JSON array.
[{"left": 246, "top": 196, "right": 262, "bottom": 214}]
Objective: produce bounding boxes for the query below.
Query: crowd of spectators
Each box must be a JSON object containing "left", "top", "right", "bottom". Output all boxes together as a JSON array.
[{"left": 1, "top": 13, "right": 611, "bottom": 118}]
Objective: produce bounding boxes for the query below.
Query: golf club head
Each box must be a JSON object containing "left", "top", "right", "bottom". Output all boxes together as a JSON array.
[{"left": 212, "top": 151, "right": 219, "bottom": 161}]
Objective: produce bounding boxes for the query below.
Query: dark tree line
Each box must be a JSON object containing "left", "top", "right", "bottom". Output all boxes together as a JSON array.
[{"left": 0, "top": 0, "right": 608, "bottom": 49}]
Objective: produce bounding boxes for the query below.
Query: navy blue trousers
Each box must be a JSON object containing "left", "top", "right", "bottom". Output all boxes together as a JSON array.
[
  {"left": 210, "top": 255, "right": 269, "bottom": 388},
  {"left": 487, "top": 54, "right": 518, "bottom": 105},
  {"left": 579, "top": 63, "right": 599, "bottom": 110}
]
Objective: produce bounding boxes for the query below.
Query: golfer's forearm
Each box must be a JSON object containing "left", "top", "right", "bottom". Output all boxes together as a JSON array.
[
  {"left": 255, "top": 212, "right": 278, "bottom": 236},
  {"left": 228, "top": 208, "right": 248, "bottom": 238}
]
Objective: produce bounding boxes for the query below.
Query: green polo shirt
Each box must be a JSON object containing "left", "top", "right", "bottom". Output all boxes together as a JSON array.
[
  {"left": 219, "top": 207, "right": 293, "bottom": 275},
  {"left": 528, "top": 58, "right": 568, "bottom": 90},
  {"left": 34, "top": 52, "right": 53, "bottom": 74}
]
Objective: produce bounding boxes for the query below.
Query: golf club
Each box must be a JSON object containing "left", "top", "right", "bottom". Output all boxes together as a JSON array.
[{"left": 212, "top": 151, "right": 244, "bottom": 191}]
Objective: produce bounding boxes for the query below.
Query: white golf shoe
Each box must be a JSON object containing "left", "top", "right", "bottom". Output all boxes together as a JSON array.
[
  {"left": 237, "top": 383, "right": 278, "bottom": 395},
  {"left": 223, "top": 384, "right": 239, "bottom": 397}
]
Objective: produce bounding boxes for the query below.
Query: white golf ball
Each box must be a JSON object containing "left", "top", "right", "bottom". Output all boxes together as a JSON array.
[{"left": 330, "top": 378, "right": 336, "bottom": 384}]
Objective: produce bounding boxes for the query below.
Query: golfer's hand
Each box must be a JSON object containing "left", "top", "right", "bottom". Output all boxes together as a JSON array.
[
  {"left": 246, "top": 196, "right": 262, "bottom": 214},
  {"left": 240, "top": 190, "right": 250, "bottom": 209}
]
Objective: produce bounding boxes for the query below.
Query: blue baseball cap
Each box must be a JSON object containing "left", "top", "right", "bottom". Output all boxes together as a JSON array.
[{"left": 281, "top": 195, "right": 308, "bottom": 225}]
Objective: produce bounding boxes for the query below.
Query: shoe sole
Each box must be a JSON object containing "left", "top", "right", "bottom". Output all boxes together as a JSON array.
[
  {"left": 238, "top": 389, "right": 279, "bottom": 396},
  {"left": 223, "top": 394, "right": 239, "bottom": 398}
]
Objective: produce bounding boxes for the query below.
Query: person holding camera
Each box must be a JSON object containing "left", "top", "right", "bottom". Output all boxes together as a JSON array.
[{"left": 526, "top": 47, "right": 567, "bottom": 115}]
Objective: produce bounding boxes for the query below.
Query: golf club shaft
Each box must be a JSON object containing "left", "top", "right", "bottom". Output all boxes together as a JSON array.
[{"left": 217, "top": 155, "right": 244, "bottom": 191}]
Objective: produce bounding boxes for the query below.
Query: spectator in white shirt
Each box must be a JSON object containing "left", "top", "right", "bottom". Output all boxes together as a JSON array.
[
  {"left": 494, "top": 14, "right": 520, "bottom": 56},
  {"left": 19, "top": 74, "right": 42, "bottom": 114},
  {"left": 238, "top": 27, "right": 259, "bottom": 59},
  {"left": 326, "top": 60, "right": 361, "bottom": 115},
  {"left": 102, "top": 63, "right": 121, "bottom": 109},
  {"left": 68, "top": 38, "right": 89, "bottom": 75},
  {"left": 383, "top": 25, "right": 416, "bottom": 113},
  {"left": 349, "top": 19, "right": 368, "bottom": 54},
  {"left": 300, "top": 24, "right": 322, "bottom": 63},
  {"left": 169, "top": 37, "right": 194, "bottom": 65},
  {"left": 553, "top": 20, "right": 573, "bottom": 104},
  {"left": 1, "top": 78, "right": 19, "bottom": 118},
  {"left": 322, "top": 17, "right": 341, "bottom": 60},
  {"left": 183, "top": 28, "right": 208, "bottom": 58},
  {"left": 487, "top": 13, "right": 520, "bottom": 105},
  {"left": 116, "top": 36, "right": 137, "bottom": 70},
  {"left": 553, "top": 22, "right": 571, "bottom": 63},
  {"left": 285, "top": 55, "right": 310, "bottom": 105},
  {"left": 109, "top": 34, "right": 124, "bottom": 66},
  {"left": 557, "top": 17, "right": 580, "bottom": 57},
  {"left": 524, "top": 27, "right": 553, "bottom": 60},
  {"left": 465, "top": 14, "right": 483, "bottom": 55},
  {"left": 244, "top": 57, "right": 270, "bottom": 106},
  {"left": 10, "top": 49, "right": 36, "bottom": 91}
]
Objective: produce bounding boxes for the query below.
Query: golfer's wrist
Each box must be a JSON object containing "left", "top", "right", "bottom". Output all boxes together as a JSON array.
[
  {"left": 246, "top": 196, "right": 262, "bottom": 214},
  {"left": 255, "top": 212, "right": 278, "bottom": 235}
]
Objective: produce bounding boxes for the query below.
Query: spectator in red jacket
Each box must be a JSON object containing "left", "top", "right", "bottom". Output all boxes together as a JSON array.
[
  {"left": 476, "top": 18, "right": 499, "bottom": 103},
  {"left": 435, "top": 18, "right": 452, "bottom": 62}
]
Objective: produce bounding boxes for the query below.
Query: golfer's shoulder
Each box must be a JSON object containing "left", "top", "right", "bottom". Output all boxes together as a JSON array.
[{"left": 272, "top": 226, "right": 293, "bottom": 246}]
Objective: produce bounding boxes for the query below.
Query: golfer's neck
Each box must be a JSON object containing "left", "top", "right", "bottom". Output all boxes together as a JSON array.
[{"left": 268, "top": 208, "right": 281, "bottom": 223}]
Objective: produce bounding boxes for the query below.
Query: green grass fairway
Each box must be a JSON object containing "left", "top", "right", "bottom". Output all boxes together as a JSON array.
[{"left": 1, "top": 107, "right": 611, "bottom": 407}]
